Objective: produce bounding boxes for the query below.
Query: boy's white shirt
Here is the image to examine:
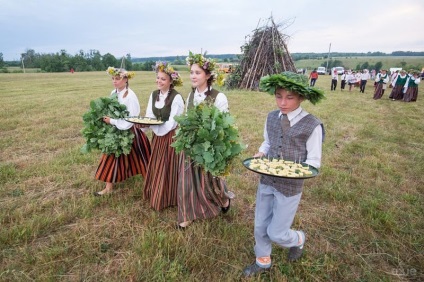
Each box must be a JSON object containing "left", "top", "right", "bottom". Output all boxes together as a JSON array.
[{"left": 258, "top": 106, "right": 322, "bottom": 168}]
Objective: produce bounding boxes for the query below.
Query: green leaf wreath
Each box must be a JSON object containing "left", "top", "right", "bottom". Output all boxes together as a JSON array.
[
  {"left": 80, "top": 94, "right": 134, "bottom": 157},
  {"left": 172, "top": 103, "right": 246, "bottom": 176},
  {"left": 259, "top": 71, "right": 325, "bottom": 105}
]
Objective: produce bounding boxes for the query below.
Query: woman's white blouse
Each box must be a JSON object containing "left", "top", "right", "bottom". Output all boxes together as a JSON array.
[
  {"left": 109, "top": 88, "right": 140, "bottom": 130},
  {"left": 144, "top": 90, "right": 185, "bottom": 136},
  {"left": 186, "top": 87, "right": 229, "bottom": 113}
]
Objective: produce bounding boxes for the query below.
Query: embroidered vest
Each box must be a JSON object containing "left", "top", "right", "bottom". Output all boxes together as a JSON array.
[
  {"left": 260, "top": 110, "right": 323, "bottom": 197},
  {"left": 151, "top": 89, "right": 179, "bottom": 122},
  {"left": 187, "top": 88, "right": 220, "bottom": 110}
]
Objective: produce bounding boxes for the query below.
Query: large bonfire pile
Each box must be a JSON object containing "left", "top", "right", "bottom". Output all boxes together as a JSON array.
[{"left": 226, "top": 17, "right": 297, "bottom": 90}]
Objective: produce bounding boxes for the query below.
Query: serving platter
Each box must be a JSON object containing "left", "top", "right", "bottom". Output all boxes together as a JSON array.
[
  {"left": 242, "top": 157, "right": 319, "bottom": 179},
  {"left": 124, "top": 116, "right": 164, "bottom": 125}
]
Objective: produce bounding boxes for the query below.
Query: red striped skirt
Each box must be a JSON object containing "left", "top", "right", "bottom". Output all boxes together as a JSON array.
[
  {"left": 177, "top": 153, "right": 231, "bottom": 224},
  {"left": 143, "top": 129, "right": 179, "bottom": 211},
  {"left": 95, "top": 126, "right": 151, "bottom": 183}
]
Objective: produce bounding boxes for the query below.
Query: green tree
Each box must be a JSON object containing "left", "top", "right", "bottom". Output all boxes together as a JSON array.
[
  {"left": 0, "top": 52, "right": 4, "bottom": 68},
  {"left": 90, "top": 50, "right": 104, "bottom": 71},
  {"left": 360, "top": 62, "right": 370, "bottom": 70},
  {"left": 103, "top": 53, "right": 118, "bottom": 68},
  {"left": 374, "top": 61, "right": 383, "bottom": 72},
  {"left": 125, "top": 54, "right": 133, "bottom": 70}
]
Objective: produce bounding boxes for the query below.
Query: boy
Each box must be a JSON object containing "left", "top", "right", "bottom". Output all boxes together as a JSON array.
[{"left": 243, "top": 72, "right": 325, "bottom": 277}]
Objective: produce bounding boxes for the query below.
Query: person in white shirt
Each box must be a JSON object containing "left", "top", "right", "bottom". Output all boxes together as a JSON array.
[
  {"left": 243, "top": 72, "right": 325, "bottom": 277},
  {"left": 373, "top": 69, "right": 390, "bottom": 99},
  {"left": 359, "top": 69, "right": 371, "bottom": 93},
  {"left": 94, "top": 68, "right": 151, "bottom": 196},
  {"left": 177, "top": 52, "right": 232, "bottom": 229},
  {"left": 331, "top": 69, "right": 338, "bottom": 91},
  {"left": 142, "top": 61, "right": 185, "bottom": 210},
  {"left": 346, "top": 71, "right": 356, "bottom": 92},
  {"left": 403, "top": 71, "right": 421, "bottom": 102},
  {"left": 340, "top": 71, "right": 347, "bottom": 90}
]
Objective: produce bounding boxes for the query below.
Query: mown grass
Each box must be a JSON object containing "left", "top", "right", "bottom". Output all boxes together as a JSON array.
[{"left": 0, "top": 71, "right": 423, "bottom": 281}]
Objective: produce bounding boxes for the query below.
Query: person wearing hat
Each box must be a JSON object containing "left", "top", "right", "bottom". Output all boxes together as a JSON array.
[
  {"left": 373, "top": 69, "right": 389, "bottom": 99},
  {"left": 142, "top": 61, "right": 184, "bottom": 210},
  {"left": 389, "top": 69, "right": 408, "bottom": 101},
  {"left": 402, "top": 71, "right": 421, "bottom": 102},
  {"left": 243, "top": 72, "right": 325, "bottom": 277},
  {"left": 94, "top": 67, "right": 151, "bottom": 196}
]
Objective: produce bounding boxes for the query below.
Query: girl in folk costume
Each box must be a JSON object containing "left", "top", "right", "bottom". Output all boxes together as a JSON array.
[
  {"left": 177, "top": 52, "right": 232, "bottom": 228},
  {"left": 142, "top": 62, "right": 185, "bottom": 210},
  {"left": 389, "top": 70, "right": 408, "bottom": 100},
  {"left": 373, "top": 69, "right": 390, "bottom": 99},
  {"left": 94, "top": 68, "right": 151, "bottom": 196},
  {"left": 402, "top": 71, "right": 421, "bottom": 102}
]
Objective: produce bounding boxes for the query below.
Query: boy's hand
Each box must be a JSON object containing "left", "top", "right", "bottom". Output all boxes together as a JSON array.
[{"left": 254, "top": 152, "right": 265, "bottom": 158}]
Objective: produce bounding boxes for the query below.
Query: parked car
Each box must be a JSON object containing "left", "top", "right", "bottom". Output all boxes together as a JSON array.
[
  {"left": 317, "top": 67, "right": 326, "bottom": 75},
  {"left": 333, "top": 66, "right": 345, "bottom": 75}
]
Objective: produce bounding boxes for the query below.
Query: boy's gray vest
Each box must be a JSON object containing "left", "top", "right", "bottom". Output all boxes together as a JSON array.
[{"left": 260, "top": 110, "right": 322, "bottom": 197}]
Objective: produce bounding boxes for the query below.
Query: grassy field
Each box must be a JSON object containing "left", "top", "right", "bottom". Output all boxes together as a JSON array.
[{"left": 0, "top": 71, "right": 423, "bottom": 281}]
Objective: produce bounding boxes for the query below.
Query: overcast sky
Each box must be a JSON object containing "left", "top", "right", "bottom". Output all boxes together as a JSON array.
[{"left": 1, "top": 0, "right": 423, "bottom": 61}]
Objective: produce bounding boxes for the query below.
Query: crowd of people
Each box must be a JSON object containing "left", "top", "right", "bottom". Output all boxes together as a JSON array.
[
  {"left": 308, "top": 68, "right": 420, "bottom": 102},
  {"left": 87, "top": 53, "right": 326, "bottom": 277}
]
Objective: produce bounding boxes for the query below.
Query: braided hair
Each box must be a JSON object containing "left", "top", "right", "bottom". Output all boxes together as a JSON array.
[{"left": 115, "top": 77, "right": 129, "bottom": 98}]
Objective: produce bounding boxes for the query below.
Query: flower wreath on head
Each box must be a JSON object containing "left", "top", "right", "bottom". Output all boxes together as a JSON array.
[
  {"left": 185, "top": 51, "right": 225, "bottom": 86},
  {"left": 106, "top": 67, "right": 135, "bottom": 79},
  {"left": 153, "top": 61, "right": 183, "bottom": 87}
]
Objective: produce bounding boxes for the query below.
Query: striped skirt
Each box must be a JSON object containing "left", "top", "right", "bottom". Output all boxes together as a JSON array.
[
  {"left": 177, "top": 153, "right": 232, "bottom": 224},
  {"left": 403, "top": 87, "right": 418, "bottom": 102},
  {"left": 143, "top": 129, "right": 179, "bottom": 211},
  {"left": 95, "top": 126, "right": 151, "bottom": 183},
  {"left": 389, "top": 85, "right": 404, "bottom": 100}
]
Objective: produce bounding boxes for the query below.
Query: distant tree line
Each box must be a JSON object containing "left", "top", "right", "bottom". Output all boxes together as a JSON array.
[
  {"left": 1, "top": 49, "right": 134, "bottom": 73},
  {"left": 1, "top": 49, "right": 242, "bottom": 73},
  {"left": 1, "top": 49, "right": 423, "bottom": 73}
]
